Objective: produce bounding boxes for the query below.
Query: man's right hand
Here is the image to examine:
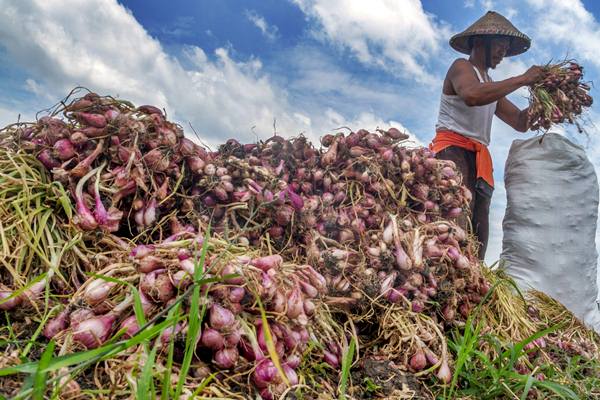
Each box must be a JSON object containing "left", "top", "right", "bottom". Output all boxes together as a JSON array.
[{"left": 521, "top": 66, "right": 544, "bottom": 86}]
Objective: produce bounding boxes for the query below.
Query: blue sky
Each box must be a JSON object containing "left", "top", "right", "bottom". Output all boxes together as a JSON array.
[{"left": 1, "top": 0, "right": 600, "bottom": 270}]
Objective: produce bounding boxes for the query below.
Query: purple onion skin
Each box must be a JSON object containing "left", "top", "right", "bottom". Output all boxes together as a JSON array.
[
  {"left": 53, "top": 139, "right": 76, "bottom": 160},
  {"left": 213, "top": 347, "right": 239, "bottom": 369},
  {"left": 323, "top": 350, "right": 340, "bottom": 368},
  {"left": 73, "top": 314, "right": 116, "bottom": 349},
  {"left": 0, "top": 291, "right": 22, "bottom": 310},
  {"left": 43, "top": 310, "right": 69, "bottom": 338},
  {"left": 37, "top": 149, "right": 61, "bottom": 169},
  {"left": 253, "top": 359, "right": 277, "bottom": 388},
  {"left": 252, "top": 255, "right": 283, "bottom": 272},
  {"left": 209, "top": 303, "right": 235, "bottom": 330},
  {"left": 283, "top": 364, "right": 299, "bottom": 385},
  {"left": 410, "top": 349, "right": 427, "bottom": 371},
  {"left": 200, "top": 327, "right": 225, "bottom": 350},
  {"left": 119, "top": 315, "right": 140, "bottom": 339}
]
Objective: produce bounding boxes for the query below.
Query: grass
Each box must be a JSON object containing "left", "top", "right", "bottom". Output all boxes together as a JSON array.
[
  {"left": 437, "top": 273, "right": 599, "bottom": 400},
  {"left": 173, "top": 228, "right": 210, "bottom": 399},
  {"left": 444, "top": 318, "right": 580, "bottom": 399},
  {"left": 0, "top": 228, "right": 217, "bottom": 399},
  {"left": 338, "top": 335, "right": 356, "bottom": 399}
]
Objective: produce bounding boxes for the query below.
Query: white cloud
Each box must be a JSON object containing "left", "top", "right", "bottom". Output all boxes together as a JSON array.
[
  {"left": 525, "top": 0, "right": 600, "bottom": 69},
  {"left": 23, "top": 78, "right": 53, "bottom": 101},
  {"left": 492, "top": 58, "right": 530, "bottom": 102},
  {"left": 504, "top": 7, "right": 518, "bottom": 19},
  {"left": 0, "top": 0, "right": 419, "bottom": 150},
  {"left": 245, "top": 10, "right": 279, "bottom": 41},
  {"left": 464, "top": 0, "right": 475, "bottom": 8},
  {"left": 160, "top": 16, "right": 194, "bottom": 38},
  {"left": 0, "top": 105, "right": 36, "bottom": 129},
  {"left": 0, "top": 0, "right": 307, "bottom": 147},
  {"left": 291, "top": 0, "right": 450, "bottom": 84},
  {"left": 286, "top": 45, "right": 433, "bottom": 110},
  {"left": 481, "top": 0, "right": 494, "bottom": 10}
]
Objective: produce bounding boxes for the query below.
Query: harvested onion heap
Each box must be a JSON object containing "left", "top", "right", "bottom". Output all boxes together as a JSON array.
[
  {"left": 10, "top": 91, "right": 199, "bottom": 235},
  {"left": 185, "top": 130, "right": 485, "bottom": 327},
  {"left": 0, "top": 90, "right": 497, "bottom": 394},
  {"left": 42, "top": 230, "right": 343, "bottom": 400},
  {"left": 528, "top": 61, "right": 593, "bottom": 131},
  {"left": 2, "top": 90, "right": 600, "bottom": 398}
]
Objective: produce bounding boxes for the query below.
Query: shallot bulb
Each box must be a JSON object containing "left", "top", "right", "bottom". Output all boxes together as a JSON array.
[
  {"left": 253, "top": 359, "right": 277, "bottom": 388},
  {"left": 73, "top": 314, "right": 117, "bottom": 349},
  {"left": 119, "top": 315, "right": 140, "bottom": 338},
  {"left": 410, "top": 348, "right": 427, "bottom": 371},
  {"left": 43, "top": 309, "right": 70, "bottom": 338},
  {"left": 0, "top": 290, "right": 22, "bottom": 310},
  {"left": 84, "top": 279, "right": 115, "bottom": 305},
  {"left": 200, "top": 327, "right": 225, "bottom": 350},
  {"left": 213, "top": 347, "right": 239, "bottom": 369},
  {"left": 436, "top": 359, "right": 452, "bottom": 384},
  {"left": 209, "top": 303, "right": 235, "bottom": 330}
]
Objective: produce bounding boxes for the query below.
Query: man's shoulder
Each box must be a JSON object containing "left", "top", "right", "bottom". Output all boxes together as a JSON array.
[{"left": 450, "top": 58, "right": 470, "bottom": 69}]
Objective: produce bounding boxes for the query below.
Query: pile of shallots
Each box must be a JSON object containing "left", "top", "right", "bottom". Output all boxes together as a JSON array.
[
  {"left": 0, "top": 90, "right": 493, "bottom": 397},
  {"left": 41, "top": 229, "right": 340, "bottom": 400},
  {"left": 13, "top": 91, "right": 203, "bottom": 235}
]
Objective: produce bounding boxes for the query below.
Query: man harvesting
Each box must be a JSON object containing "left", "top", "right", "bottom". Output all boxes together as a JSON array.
[{"left": 430, "top": 11, "right": 543, "bottom": 260}]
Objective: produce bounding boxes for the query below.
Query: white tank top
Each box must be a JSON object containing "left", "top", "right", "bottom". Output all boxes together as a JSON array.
[{"left": 435, "top": 64, "right": 497, "bottom": 146}]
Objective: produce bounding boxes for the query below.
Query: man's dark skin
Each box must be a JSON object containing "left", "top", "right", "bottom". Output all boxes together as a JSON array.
[{"left": 442, "top": 36, "right": 544, "bottom": 130}]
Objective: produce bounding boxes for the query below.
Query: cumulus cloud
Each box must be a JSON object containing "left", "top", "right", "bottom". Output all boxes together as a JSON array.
[
  {"left": 0, "top": 0, "right": 308, "bottom": 146},
  {"left": 0, "top": 0, "right": 420, "bottom": 149},
  {"left": 481, "top": 0, "right": 495, "bottom": 10},
  {"left": 492, "top": 58, "right": 530, "bottom": 102},
  {"left": 160, "top": 16, "right": 195, "bottom": 38},
  {"left": 0, "top": 105, "right": 36, "bottom": 129},
  {"left": 526, "top": 0, "right": 600, "bottom": 69},
  {"left": 245, "top": 10, "right": 279, "bottom": 41},
  {"left": 291, "top": 0, "right": 450, "bottom": 84}
]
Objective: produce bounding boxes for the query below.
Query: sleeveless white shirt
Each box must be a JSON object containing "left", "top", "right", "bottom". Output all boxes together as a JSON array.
[{"left": 435, "top": 64, "right": 497, "bottom": 146}]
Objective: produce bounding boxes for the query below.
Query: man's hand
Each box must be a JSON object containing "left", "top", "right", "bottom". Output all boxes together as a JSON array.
[{"left": 520, "top": 66, "right": 544, "bottom": 86}]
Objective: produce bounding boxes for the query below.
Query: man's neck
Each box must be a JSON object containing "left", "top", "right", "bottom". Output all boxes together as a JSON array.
[{"left": 468, "top": 55, "right": 488, "bottom": 73}]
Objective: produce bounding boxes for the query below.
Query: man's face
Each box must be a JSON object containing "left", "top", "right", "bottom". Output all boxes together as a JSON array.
[{"left": 489, "top": 38, "right": 510, "bottom": 69}]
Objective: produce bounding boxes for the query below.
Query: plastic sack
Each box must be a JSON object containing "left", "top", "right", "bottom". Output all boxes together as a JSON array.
[{"left": 501, "top": 132, "right": 600, "bottom": 332}]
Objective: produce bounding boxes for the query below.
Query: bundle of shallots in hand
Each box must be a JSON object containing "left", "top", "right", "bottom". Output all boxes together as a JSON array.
[{"left": 527, "top": 61, "right": 593, "bottom": 131}]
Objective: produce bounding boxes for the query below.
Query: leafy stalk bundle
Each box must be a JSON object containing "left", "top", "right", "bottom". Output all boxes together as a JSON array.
[{"left": 528, "top": 60, "right": 593, "bottom": 132}]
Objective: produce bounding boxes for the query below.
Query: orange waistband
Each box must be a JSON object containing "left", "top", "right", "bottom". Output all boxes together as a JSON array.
[{"left": 429, "top": 130, "right": 494, "bottom": 188}]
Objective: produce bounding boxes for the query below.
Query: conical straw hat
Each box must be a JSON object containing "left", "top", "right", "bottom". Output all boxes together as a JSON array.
[{"left": 450, "top": 11, "right": 531, "bottom": 56}]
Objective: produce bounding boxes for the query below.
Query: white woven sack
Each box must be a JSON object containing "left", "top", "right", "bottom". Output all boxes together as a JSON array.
[{"left": 501, "top": 132, "right": 600, "bottom": 333}]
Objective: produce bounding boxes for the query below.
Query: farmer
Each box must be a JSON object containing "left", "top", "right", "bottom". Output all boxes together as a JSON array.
[{"left": 430, "top": 11, "right": 543, "bottom": 260}]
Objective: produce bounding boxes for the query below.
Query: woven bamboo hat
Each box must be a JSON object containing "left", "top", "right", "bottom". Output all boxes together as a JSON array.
[{"left": 450, "top": 11, "right": 531, "bottom": 56}]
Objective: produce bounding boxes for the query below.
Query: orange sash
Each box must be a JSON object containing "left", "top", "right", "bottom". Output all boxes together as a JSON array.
[{"left": 429, "top": 130, "right": 494, "bottom": 188}]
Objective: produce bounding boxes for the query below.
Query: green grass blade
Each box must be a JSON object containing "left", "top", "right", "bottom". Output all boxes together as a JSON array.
[
  {"left": 190, "top": 372, "right": 218, "bottom": 397},
  {"left": 161, "top": 331, "right": 176, "bottom": 400},
  {"left": 31, "top": 340, "right": 55, "bottom": 400},
  {"left": 174, "top": 226, "right": 210, "bottom": 399},
  {"left": 520, "top": 374, "right": 535, "bottom": 400},
  {"left": 505, "top": 324, "right": 560, "bottom": 367},
  {"left": 338, "top": 336, "right": 356, "bottom": 399},
  {"left": 160, "top": 301, "right": 182, "bottom": 400},
  {"left": 0, "top": 318, "right": 175, "bottom": 377},
  {"left": 131, "top": 286, "right": 147, "bottom": 326},
  {"left": 534, "top": 380, "right": 579, "bottom": 399},
  {"left": 136, "top": 346, "right": 158, "bottom": 400},
  {"left": 448, "top": 315, "right": 482, "bottom": 398}
]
